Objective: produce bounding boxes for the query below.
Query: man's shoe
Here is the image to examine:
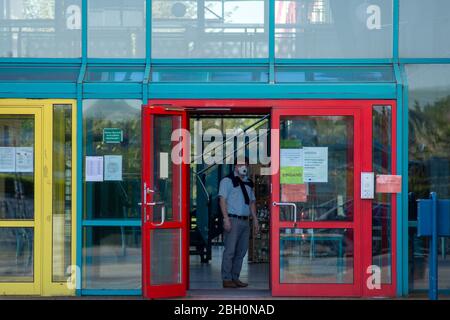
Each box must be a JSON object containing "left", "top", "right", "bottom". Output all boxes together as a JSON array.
[
  {"left": 223, "top": 280, "right": 238, "bottom": 288},
  {"left": 232, "top": 279, "right": 248, "bottom": 288}
]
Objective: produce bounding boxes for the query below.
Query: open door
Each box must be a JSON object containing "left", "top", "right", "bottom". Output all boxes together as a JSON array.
[{"left": 142, "top": 105, "right": 188, "bottom": 299}]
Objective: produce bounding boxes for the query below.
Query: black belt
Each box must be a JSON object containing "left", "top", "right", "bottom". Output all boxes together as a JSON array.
[{"left": 228, "top": 214, "right": 249, "bottom": 220}]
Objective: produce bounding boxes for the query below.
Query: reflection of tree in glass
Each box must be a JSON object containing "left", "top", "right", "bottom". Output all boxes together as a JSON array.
[
  {"left": 409, "top": 95, "right": 450, "bottom": 197},
  {"left": 84, "top": 100, "right": 140, "bottom": 177}
]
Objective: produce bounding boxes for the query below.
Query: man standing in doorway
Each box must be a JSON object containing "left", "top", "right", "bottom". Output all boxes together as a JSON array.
[{"left": 218, "top": 157, "right": 260, "bottom": 288}]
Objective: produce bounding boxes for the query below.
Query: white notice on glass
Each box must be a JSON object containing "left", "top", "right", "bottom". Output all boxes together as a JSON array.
[
  {"left": 15, "top": 147, "right": 33, "bottom": 172},
  {"left": 303, "top": 147, "right": 328, "bottom": 183},
  {"left": 104, "top": 155, "right": 123, "bottom": 181},
  {"left": 0, "top": 147, "right": 16, "bottom": 172},
  {"left": 85, "top": 156, "right": 104, "bottom": 182},
  {"left": 160, "top": 152, "right": 169, "bottom": 179},
  {"left": 280, "top": 148, "right": 304, "bottom": 167}
]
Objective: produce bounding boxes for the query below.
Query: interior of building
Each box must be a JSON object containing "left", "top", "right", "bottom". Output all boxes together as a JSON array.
[{"left": 188, "top": 114, "right": 271, "bottom": 291}]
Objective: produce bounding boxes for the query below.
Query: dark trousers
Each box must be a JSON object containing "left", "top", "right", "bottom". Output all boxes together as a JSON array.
[{"left": 221, "top": 217, "right": 250, "bottom": 281}]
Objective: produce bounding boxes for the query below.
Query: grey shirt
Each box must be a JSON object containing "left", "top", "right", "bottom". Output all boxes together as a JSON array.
[{"left": 218, "top": 173, "right": 256, "bottom": 216}]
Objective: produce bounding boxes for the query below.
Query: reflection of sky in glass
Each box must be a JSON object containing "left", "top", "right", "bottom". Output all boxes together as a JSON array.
[
  {"left": 407, "top": 65, "right": 450, "bottom": 107},
  {"left": 205, "top": 1, "right": 265, "bottom": 24}
]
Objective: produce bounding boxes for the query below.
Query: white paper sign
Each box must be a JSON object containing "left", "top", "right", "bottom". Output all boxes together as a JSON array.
[
  {"left": 85, "top": 156, "right": 104, "bottom": 182},
  {"left": 160, "top": 152, "right": 169, "bottom": 179},
  {"left": 0, "top": 147, "right": 16, "bottom": 172},
  {"left": 104, "top": 155, "right": 123, "bottom": 181},
  {"left": 280, "top": 148, "right": 304, "bottom": 167},
  {"left": 303, "top": 147, "right": 328, "bottom": 183},
  {"left": 15, "top": 147, "right": 33, "bottom": 172}
]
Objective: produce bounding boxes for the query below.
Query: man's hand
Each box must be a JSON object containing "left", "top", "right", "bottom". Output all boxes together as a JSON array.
[
  {"left": 223, "top": 217, "right": 232, "bottom": 232},
  {"left": 252, "top": 218, "right": 260, "bottom": 234}
]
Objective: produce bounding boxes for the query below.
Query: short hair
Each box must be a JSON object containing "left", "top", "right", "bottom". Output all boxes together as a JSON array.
[{"left": 234, "top": 156, "right": 249, "bottom": 165}]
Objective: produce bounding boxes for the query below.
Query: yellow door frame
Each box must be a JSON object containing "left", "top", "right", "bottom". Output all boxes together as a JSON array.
[{"left": 0, "top": 99, "right": 77, "bottom": 296}]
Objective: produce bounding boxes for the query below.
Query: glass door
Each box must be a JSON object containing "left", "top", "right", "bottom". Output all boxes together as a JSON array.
[
  {"left": 142, "top": 106, "right": 188, "bottom": 298},
  {"left": 0, "top": 108, "right": 42, "bottom": 295},
  {"left": 270, "top": 100, "right": 397, "bottom": 297},
  {"left": 271, "top": 104, "right": 366, "bottom": 297}
]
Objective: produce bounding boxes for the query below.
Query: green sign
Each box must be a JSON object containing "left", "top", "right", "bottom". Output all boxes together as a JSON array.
[
  {"left": 280, "top": 139, "right": 302, "bottom": 148},
  {"left": 103, "top": 128, "right": 123, "bottom": 144},
  {"left": 280, "top": 166, "right": 304, "bottom": 184}
]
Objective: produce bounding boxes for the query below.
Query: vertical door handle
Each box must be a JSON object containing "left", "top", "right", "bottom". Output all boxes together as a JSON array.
[
  {"left": 273, "top": 202, "right": 298, "bottom": 226},
  {"left": 149, "top": 203, "right": 165, "bottom": 226}
]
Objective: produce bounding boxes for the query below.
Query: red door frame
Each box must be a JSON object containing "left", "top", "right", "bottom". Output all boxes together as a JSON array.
[
  {"left": 271, "top": 106, "right": 364, "bottom": 296},
  {"left": 142, "top": 105, "right": 189, "bottom": 299},
  {"left": 143, "top": 99, "right": 397, "bottom": 298}
]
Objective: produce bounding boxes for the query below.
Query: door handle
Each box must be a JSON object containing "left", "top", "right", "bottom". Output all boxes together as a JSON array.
[
  {"left": 149, "top": 203, "right": 165, "bottom": 227},
  {"left": 273, "top": 202, "right": 298, "bottom": 226}
]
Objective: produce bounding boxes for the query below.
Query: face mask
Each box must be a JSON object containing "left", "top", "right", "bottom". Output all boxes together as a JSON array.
[{"left": 238, "top": 166, "right": 248, "bottom": 176}]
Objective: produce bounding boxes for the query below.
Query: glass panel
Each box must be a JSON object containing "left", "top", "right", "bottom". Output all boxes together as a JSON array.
[
  {"left": 52, "top": 104, "right": 72, "bottom": 282},
  {"left": 85, "top": 66, "right": 145, "bottom": 82},
  {"left": 280, "top": 228, "right": 353, "bottom": 283},
  {"left": 372, "top": 105, "right": 392, "bottom": 284},
  {"left": 279, "top": 116, "right": 354, "bottom": 222},
  {"left": 399, "top": 0, "right": 450, "bottom": 58},
  {"left": 151, "top": 67, "right": 269, "bottom": 83},
  {"left": 150, "top": 228, "right": 181, "bottom": 285},
  {"left": 82, "top": 227, "right": 141, "bottom": 289},
  {"left": 83, "top": 100, "right": 141, "bottom": 220},
  {"left": 0, "top": 227, "right": 34, "bottom": 282},
  {"left": 0, "top": 0, "right": 82, "bottom": 58},
  {"left": 88, "top": 0, "right": 146, "bottom": 58},
  {"left": 275, "top": 0, "right": 393, "bottom": 59},
  {"left": 0, "top": 66, "right": 79, "bottom": 82},
  {"left": 275, "top": 66, "right": 395, "bottom": 83},
  {"left": 0, "top": 115, "right": 34, "bottom": 220},
  {"left": 152, "top": 115, "right": 182, "bottom": 223},
  {"left": 406, "top": 64, "right": 450, "bottom": 290},
  {"left": 152, "top": 0, "right": 269, "bottom": 59}
]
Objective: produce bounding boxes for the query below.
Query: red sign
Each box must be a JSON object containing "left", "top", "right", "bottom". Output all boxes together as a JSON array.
[
  {"left": 281, "top": 184, "right": 308, "bottom": 202},
  {"left": 376, "top": 174, "right": 402, "bottom": 193}
]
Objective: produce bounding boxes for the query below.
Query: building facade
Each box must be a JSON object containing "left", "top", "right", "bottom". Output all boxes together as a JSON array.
[{"left": 0, "top": 0, "right": 449, "bottom": 298}]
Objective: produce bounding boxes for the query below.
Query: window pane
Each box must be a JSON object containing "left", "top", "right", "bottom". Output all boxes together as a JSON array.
[
  {"left": 52, "top": 104, "right": 72, "bottom": 282},
  {"left": 0, "top": 228, "right": 34, "bottom": 282},
  {"left": 150, "top": 229, "right": 181, "bottom": 285},
  {"left": 152, "top": 0, "right": 269, "bottom": 58},
  {"left": 151, "top": 115, "right": 182, "bottom": 223},
  {"left": 88, "top": 0, "right": 146, "bottom": 58},
  {"left": 82, "top": 227, "right": 141, "bottom": 289},
  {"left": 279, "top": 116, "right": 354, "bottom": 222},
  {"left": 275, "top": 66, "right": 395, "bottom": 83},
  {"left": 275, "top": 0, "right": 393, "bottom": 58},
  {"left": 280, "top": 228, "right": 354, "bottom": 284},
  {"left": 0, "top": 66, "right": 79, "bottom": 82},
  {"left": 0, "top": 0, "right": 82, "bottom": 58},
  {"left": 152, "top": 66, "right": 269, "bottom": 83},
  {"left": 82, "top": 100, "right": 141, "bottom": 220},
  {"left": 400, "top": 0, "right": 450, "bottom": 58},
  {"left": 406, "top": 64, "right": 450, "bottom": 290},
  {"left": 85, "top": 66, "right": 145, "bottom": 82},
  {"left": 372, "top": 105, "right": 392, "bottom": 284},
  {"left": 0, "top": 115, "right": 34, "bottom": 220}
]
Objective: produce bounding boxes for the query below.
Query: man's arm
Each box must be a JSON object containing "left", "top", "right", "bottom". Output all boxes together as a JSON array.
[
  {"left": 219, "top": 196, "right": 229, "bottom": 220},
  {"left": 218, "top": 178, "right": 232, "bottom": 232},
  {"left": 250, "top": 201, "right": 257, "bottom": 220},
  {"left": 249, "top": 188, "right": 260, "bottom": 234}
]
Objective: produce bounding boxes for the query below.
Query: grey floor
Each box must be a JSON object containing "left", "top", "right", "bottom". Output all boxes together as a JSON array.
[{"left": 189, "top": 245, "right": 270, "bottom": 290}]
